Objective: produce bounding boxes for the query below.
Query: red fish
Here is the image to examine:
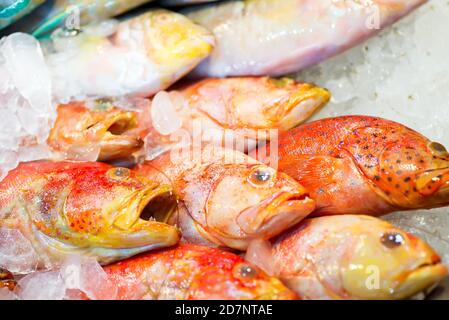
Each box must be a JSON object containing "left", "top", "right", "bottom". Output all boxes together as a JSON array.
[
  {"left": 134, "top": 146, "right": 315, "bottom": 250},
  {"left": 252, "top": 116, "right": 449, "bottom": 215},
  {"left": 47, "top": 100, "right": 149, "bottom": 161},
  {"left": 0, "top": 160, "right": 180, "bottom": 271},
  {"left": 104, "top": 244, "right": 298, "bottom": 300}
]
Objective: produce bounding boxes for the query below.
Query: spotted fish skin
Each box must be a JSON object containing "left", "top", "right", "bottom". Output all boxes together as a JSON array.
[{"left": 252, "top": 116, "right": 449, "bottom": 216}]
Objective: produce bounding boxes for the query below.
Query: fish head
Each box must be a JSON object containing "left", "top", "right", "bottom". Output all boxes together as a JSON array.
[
  {"left": 339, "top": 216, "right": 447, "bottom": 299},
  {"left": 187, "top": 245, "right": 297, "bottom": 300},
  {"left": 185, "top": 77, "right": 330, "bottom": 138},
  {"left": 377, "top": 139, "right": 449, "bottom": 208},
  {"left": 203, "top": 163, "right": 315, "bottom": 249},
  {"left": 255, "top": 78, "right": 331, "bottom": 131},
  {"left": 342, "top": 118, "right": 449, "bottom": 209},
  {"left": 113, "top": 9, "right": 214, "bottom": 93},
  {"left": 48, "top": 102, "right": 145, "bottom": 161},
  {"left": 24, "top": 162, "right": 180, "bottom": 263}
]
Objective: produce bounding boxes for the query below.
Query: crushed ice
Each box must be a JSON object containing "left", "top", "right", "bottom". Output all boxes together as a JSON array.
[
  {"left": 0, "top": 33, "right": 55, "bottom": 182},
  {"left": 1, "top": 255, "right": 118, "bottom": 300},
  {"left": 0, "top": 228, "right": 39, "bottom": 274}
]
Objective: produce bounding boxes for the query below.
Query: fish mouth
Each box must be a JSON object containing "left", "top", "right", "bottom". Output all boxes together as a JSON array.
[
  {"left": 276, "top": 85, "right": 331, "bottom": 130},
  {"left": 108, "top": 183, "right": 181, "bottom": 249},
  {"left": 237, "top": 192, "right": 315, "bottom": 237},
  {"left": 393, "top": 262, "right": 448, "bottom": 300},
  {"left": 97, "top": 112, "right": 144, "bottom": 161},
  {"left": 415, "top": 167, "right": 449, "bottom": 205}
]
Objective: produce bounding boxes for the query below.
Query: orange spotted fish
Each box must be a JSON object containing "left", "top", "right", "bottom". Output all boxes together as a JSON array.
[
  {"left": 252, "top": 116, "right": 449, "bottom": 215},
  {"left": 0, "top": 161, "right": 180, "bottom": 272},
  {"left": 247, "top": 215, "right": 448, "bottom": 300},
  {"left": 104, "top": 244, "right": 298, "bottom": 300}
]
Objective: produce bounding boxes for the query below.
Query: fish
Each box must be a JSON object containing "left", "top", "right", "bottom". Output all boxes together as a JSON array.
[
  {"left": 246, "top": 215, "right": 448, "bottom": 300},
  {"left": 184, "top": 0, "right": 427, "bottom": 77},
  {"left": 44, "top": 9, "right": 214, "bottom": 101},
  {"left": 47, "top": 99, "right": 150, "bottom": 162},
  {"left": 3, "top": 0, "right": 155, "bottom": 37},
  {"left": 0, "top": 0, "right": 44, "bottom": 30},
  {"left": 145, "top": 76, "right": 330, "bottom": 158},
  {"left": 0, "top": 160, "right": 181, "bottom": 272},
  {"left": 252, "top": 116, "right": 449, "bottom": 216},
  {"left": 104, "top": 243, "right": 298, "bottom": 300},
  {"left": 134, "top": 146, "right": 315, "bottom": 250},
  {"left": 0, "top": 267, "right": 16, "bottom": 291}
]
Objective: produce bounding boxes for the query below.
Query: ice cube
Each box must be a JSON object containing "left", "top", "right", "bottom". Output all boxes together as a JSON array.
[
  {"left": 61, "top": 255, "right": 117, "bottom": 300},
  {"left": 151, "top": 91, "right": 183, "bottom": 136},
  {"left": 16, "top": 271, "right": 66, "bottom": 300},
  {"left": 0, "top": 33, "right": 56, "bottom": 181},
  {"left": 0, "top": 228, "right": 39, "bottom": 274}
]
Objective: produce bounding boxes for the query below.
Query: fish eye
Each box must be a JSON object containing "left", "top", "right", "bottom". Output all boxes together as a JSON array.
[
  {"left": 233, "top": 263, "right": 258, "bottom": 279},
  {"left": 248, "top": 166, "right": 276, "bottom": 187},
  {"left": 381, "top": 232, "right": 405, "bottom": 249},
  {"left": 107, "top": 167, "right": 131, "bottom": 180},
  {"left": 429, "top": 142, "right": 448, "bottom": 155}
]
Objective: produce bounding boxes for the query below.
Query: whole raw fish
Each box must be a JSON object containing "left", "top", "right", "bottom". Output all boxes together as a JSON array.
[
  {"left": 47, "top": 100, "right": 149, "bottom": 162},
  {"left": 184, "top": 0, "right": 427, "bottom": 77},
  {"left": 0, "top": 267, "right": 15, "bottom": 291},
  {"left": 104, "top": 244, "right": 298, "bottom": 300},
  {"left": 0, "top": 161, "right": 180, "bottom": 272},
  {"left": 252, "top": 116, "right": 449, "bottom": 215},
  {"left": 146, "top": 77, "right": 330, "bottom": 157},
  {"left": 246, "top": 215, "right": 448, "bottom": 300},
  {"left": 44, "top": 9, "right": 214, "bottom": 101},
  {"left": 4, "top": 0, "right": 155, "bottom": 37},
  {"left": 0, "top": 0, "right": 44, "bottom": 30},
  {"left": 134, "top": 146, "right": 315, "bottom": 250}
]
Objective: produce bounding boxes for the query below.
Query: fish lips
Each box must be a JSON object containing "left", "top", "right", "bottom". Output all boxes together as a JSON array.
[
  {"left": 393, "top": 262, "right": 448, "bottom": 299},
  {"left": 108, "top": 184, "right": 181, "bottom": 249},
  {"left": 93, "top": 111, "right": 144, "bottom": 161},
  {"left": 415, "top": 167, "right": 449, "bottom": 205},
  {"left": 99, "top": 133, "right": 144, "bottom": 161},
  {"left": 236, "top": 191, "right": 315, "bottom": 237},
  {"left": 276, "top": 86, "right": 331, "bottom": 131}
]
